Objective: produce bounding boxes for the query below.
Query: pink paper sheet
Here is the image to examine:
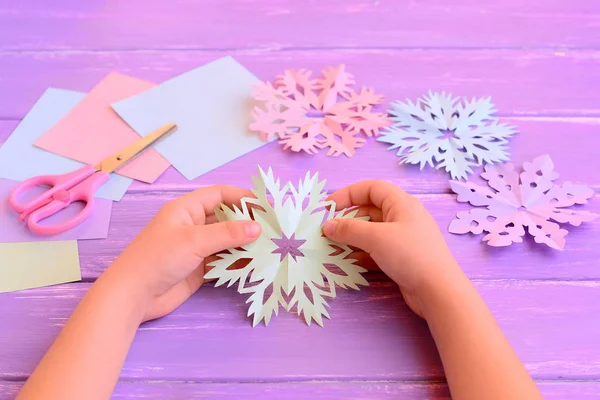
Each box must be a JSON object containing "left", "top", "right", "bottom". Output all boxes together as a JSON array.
[{"left": 34, "top": 72, "right": 170, "bottom": 183}]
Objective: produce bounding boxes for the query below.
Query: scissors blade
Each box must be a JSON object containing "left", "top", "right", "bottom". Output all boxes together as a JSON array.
[{"left": 95, "top": 123, "right": 177, "bottom": 174}]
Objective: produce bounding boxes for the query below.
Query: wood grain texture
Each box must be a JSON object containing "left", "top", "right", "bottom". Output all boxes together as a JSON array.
[
  {"left": 1, "top": 0, "right": 599, "bottom": 51},
  {"left": 0, "top": 381, "right": 451, "bottom": 400},
  {"left": 69, "top": 192, "right": 600, "bottom": 280},
  {"left": 2, "top": 119, "right": 599, "bottom": 280},
  {"left": 2, "top": 117, "right": 600, "bottom": 195},
  {"left": 1, "top": 281, "right": 599, "bottom": 382},
  {"left": 1, "top": 0, "right": 599, "bottom": 396},
  {"left": 1, "top": 50, "right": 600, "bottom": 120},
  {"left": 93, "top": 116, "right": 600, "bottom": 195},
  {"left": 2, "top": 380, "right": 599, "bottom": 399}
]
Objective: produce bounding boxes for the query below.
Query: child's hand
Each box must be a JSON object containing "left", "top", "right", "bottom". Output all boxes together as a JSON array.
[
  {"left": 23, "top": 181, "right": 541, "bottom": 400},
  {"left": 324, "top": 181, "right": 543, "bottom": 400},
  {"left": 110, "top": 186, "right": 261, "bottom": 322},
  {"left": 323, "top": 180, "right": 461, "bottom": 318}
]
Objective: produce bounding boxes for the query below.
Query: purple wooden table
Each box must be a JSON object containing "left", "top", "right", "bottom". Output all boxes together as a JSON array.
[{"left": 1, "top": 1, "right": 600, "bottom": 398}]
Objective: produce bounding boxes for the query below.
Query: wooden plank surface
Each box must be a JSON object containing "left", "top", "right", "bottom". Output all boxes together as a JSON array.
[
  {"left": 1, "top": 0, "right": 599, "bottom": 398},
  {"left": 2, "top": 117, "right": 599, "bottom": 279},
  {"left": 1, "top": 281, "right": 599, "bottom": 382},
  {"left": 71, "top": 192, "right": 600, "bottom": 280},
  {"left": 2, "top": 116, "right": 600, "bottom": 194},
  {"left": 1, "top": 0, "right": 599, "bottom": 50},
  {"left": 1, "top": 51, "right": 600, "bottom": 120},
  {"left": 2, "top": 117, "right": 599, "bottom": 280},
  {"left": 2, "top": 381, "right": 600, "bottom": 399}
]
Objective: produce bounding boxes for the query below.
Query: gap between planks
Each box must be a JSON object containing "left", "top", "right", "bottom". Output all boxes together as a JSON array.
[
  {"left": 1, "top": 46, "right": 599, "bottom": 54},
  {"left": 69, "top": 277, "right": 600, "bottom": 286},
  {"left": 1, "top": 377, "right": 600, "bottom": 385}
]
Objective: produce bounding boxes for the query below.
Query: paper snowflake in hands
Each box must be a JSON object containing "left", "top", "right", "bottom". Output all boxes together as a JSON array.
[
  {"left": 205, "top": 167, "right": 369, "bottom": 327},
  {"left": 250, "top": 65, "right": 390, "bottom": 157},
  {"left": 449, "top": 155, "right": 598, "bottom": 250},
  {"left": 377, "top": 91, "right": 517, "bottom": 180}
]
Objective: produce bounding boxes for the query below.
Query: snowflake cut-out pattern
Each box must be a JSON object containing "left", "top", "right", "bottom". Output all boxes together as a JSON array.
[
  {"left": 448, "top": 155, "right": 598, "bottom": 250},
  {"left": 377, "top": 91, "right": 518, "bottom": 180},
  {"left": 205, "top": 166, "right": 369, "bottom": 326},
  {"left": 250, "top": 65, "right": 390, "bottom": 157}
]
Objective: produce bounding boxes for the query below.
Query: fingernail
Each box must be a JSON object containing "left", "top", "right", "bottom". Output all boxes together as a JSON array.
[
  {"left": 245, "top": 221, "right": 261, "bottom": 238},
  {"left": 323, "top": 220, "right": 337, "bottom": 236}
]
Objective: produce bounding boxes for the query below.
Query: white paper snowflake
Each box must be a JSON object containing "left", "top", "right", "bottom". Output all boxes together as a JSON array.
[
  {"left": 377, "top": 91, "right": 518, "bottom": 180},
  {"left": 205, "top": 167, "right": 369, "bottom": 327}
]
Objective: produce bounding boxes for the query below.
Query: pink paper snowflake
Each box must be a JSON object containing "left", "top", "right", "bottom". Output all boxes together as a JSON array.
[
  {"left": 250, "top": 65, "right": 390, "bottom": 157},
  {"left": 449, "top": 155, "right": 598, "bottom": 250}
]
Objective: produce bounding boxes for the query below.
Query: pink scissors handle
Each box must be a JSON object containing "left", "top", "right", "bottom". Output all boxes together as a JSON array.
[
  {"left": 9, "top": 165, "right": 96, "bottom": 213},
  {"left": 9, "top": 165, "right": 110, "bottom": 235}
]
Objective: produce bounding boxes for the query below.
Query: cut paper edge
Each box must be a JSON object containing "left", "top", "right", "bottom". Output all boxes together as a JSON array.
[
  {"left": 448, "top": 154, "right": 598, "bottom": 250},
  {"left": 206, "top": 166, "right": 369, "bottom": 326}
]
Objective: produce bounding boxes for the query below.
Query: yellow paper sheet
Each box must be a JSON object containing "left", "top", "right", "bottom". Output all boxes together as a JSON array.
[{"left": 0, "top": 241, "right": 81, "bottom": 293}]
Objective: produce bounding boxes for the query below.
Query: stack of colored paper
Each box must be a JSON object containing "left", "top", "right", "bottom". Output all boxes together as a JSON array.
[{"left": 0, "top": 56, "right": 271, "bottom": 293}]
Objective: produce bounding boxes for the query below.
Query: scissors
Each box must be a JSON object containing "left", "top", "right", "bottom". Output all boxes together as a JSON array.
[{"left": 9, "top": 123, "right": 177, "bottom": 235}]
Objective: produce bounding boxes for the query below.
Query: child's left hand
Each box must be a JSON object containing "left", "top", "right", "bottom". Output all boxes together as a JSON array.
[{"left": 109, "top": 185, "right": 262, "bottom": 322}]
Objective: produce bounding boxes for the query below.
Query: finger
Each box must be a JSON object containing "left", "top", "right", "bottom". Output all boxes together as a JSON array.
[
  {"left": 191, "top": 220, "right": 261, "bottom": 257},
  {"left": 322, "top": 218, "right": 386, "bottom": 253},
  {"left": 347, "top": 251, "right": 380, "bottom": 271},
  {"left": 173, "top": 185, "right": 253, "bottom": 224},
  {"left": 205, "top": 214, "right": 218, "bottom": 225},
  {"left": 204, "top": 201, "right": 262, "bottom": 226},
  {"left": 353, "top": 206, "right": 384, "bottom": 222},
  {"left": 327, "top": 181, "right": 411, "bottom": 221},
  {"left": 348, "top": 244, "right": 362, "bottom": 252}
]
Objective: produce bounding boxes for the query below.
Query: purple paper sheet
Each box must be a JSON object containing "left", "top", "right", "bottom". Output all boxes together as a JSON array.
[{"left": 0, "top": 178, "right": 112, "bottom": 243}]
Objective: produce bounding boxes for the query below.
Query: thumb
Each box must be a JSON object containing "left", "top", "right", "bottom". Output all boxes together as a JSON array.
[
  {"left": 322, "top": 219, "right": 379, "bottom": 253},
  {"left": 192, "top": 220, "right": 261, "bottom": 257}
]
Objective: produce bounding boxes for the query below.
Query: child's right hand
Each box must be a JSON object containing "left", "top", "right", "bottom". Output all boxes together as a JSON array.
[
  {"left": 322, "top": 180, "right": 464, "bottom": 319},
  {"left": 325, "top": 181, "right": 543, "bottom": 400}
]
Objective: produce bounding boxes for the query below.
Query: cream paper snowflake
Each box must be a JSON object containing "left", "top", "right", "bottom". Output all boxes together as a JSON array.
[
  {"left": 205, "top": 167, "right": 369, "bottom": 327},
  {"left": 377, "top": 91, "right": 517, "bottom": 180}
]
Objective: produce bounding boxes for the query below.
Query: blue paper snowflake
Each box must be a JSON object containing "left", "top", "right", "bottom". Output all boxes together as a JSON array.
[{"left": 377, "top": 91, "right": 518, "bottom": 180}]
